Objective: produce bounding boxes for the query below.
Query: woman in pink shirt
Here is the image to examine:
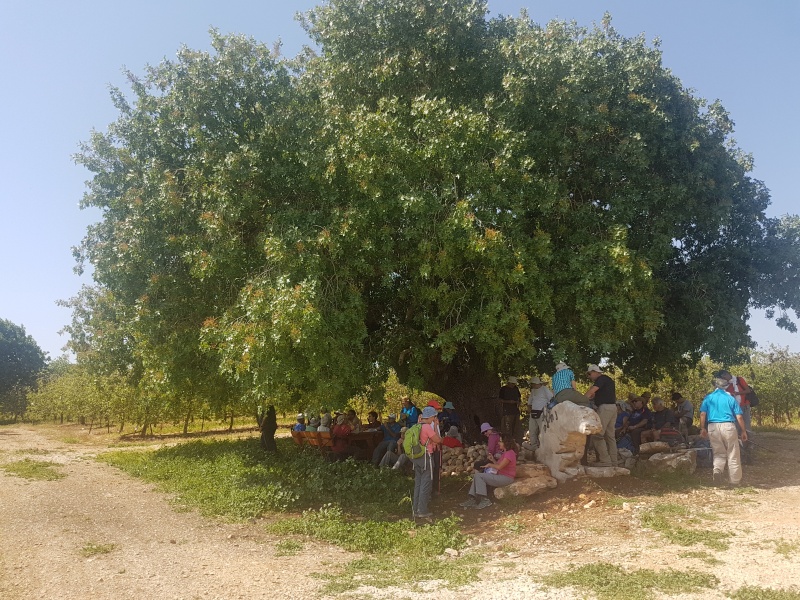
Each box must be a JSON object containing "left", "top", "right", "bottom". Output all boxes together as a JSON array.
[{"left": 461, "top": 433, "right": 517, "bottom": 510}]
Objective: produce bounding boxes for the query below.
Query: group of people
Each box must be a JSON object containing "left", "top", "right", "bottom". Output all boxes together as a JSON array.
[{"left": 510, "top": 363, "right": 754, "bottom": 486}]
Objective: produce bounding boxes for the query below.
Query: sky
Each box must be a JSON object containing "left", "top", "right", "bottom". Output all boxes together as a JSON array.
[{"left": 1, "top": 0, "right": 798, "bottom": 360}]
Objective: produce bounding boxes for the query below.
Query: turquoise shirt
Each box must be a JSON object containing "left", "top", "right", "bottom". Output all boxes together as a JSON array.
[
  {"left": 552, "top": 369, "right": 575, "bottom": 395},
  {"left": 700, "top": 388, "right": 743, "bottom": 423}
]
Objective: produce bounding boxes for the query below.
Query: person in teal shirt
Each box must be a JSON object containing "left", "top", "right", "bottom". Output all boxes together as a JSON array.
[{"left": 700, "top": 377, "right": 747, "bottom": 486}]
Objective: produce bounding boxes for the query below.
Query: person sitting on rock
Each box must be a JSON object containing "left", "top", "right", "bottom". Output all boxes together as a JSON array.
[
  {"left": 615, "top": 402, "right": 630, "bottom": 439},
  {"left": 640, "top": 397, "right": 676, "bottom": 444},
  {"left": 627, "top": 397, "right": 652, "bottom": 452},
  {"left": 460, "top": 433, "right": 517, "bottom": 510},
  {"left": 440, "top": 401, "right": 461, "bottom": 433},
  {"left": 442, "top": 426, "right": 464, "bottom": 448},
  {"left": 552, "top": 361, "right": 590, "bottom": 406},
  {"left": 672, "top": 392, "right": 695, "bottom": 440}
]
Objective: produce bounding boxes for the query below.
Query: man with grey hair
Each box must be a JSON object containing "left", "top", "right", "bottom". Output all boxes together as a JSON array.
[{"left": 700, "top": 376, "right": 748, "bottom": 485}]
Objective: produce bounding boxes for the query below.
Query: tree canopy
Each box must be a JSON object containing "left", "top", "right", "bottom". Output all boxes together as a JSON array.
[
  {"left": 70, "top": 0, "right": 800, "bottom": 419},
  {"left": 0, "top": 319, "right": 47, "bottom": 416}
]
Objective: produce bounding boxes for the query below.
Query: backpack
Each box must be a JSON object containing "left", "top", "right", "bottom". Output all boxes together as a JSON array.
[
  {"left": 738, "top": 377, "right": 760, "bottom": 408},
  {"left": 403, "top": 424, "right": 428, "bottom": 459}
]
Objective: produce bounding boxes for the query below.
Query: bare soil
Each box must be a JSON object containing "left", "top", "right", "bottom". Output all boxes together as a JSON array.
[{"left": 2, "top": 423, "right": 800, "bottom": 600}]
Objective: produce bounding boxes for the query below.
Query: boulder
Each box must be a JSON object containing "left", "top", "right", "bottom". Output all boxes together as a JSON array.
[
  {"left": 582, "top": 465, "right": 631, "bottom": 478},
  {"left": 494, "top": 471, "right": 557, "bottom": 498},
  {"left": 535, "top": 402, "right": 602, "bottom": 482},
  {"left": 647, "top": 450, "right": 697, "bottom": 474},
  {"left": 638, "top": 441, "right": 671, "bottom": 455}
]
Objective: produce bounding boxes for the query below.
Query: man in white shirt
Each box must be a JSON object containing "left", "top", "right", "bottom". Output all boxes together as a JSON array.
[{"left": 527, "top": 376, "right": 554, "bottom": 449}]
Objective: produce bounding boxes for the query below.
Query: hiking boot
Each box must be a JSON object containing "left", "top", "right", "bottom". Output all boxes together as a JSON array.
[
  {"left": 415, "top": 512, "right": 434, "bottom": 519},
  {"left": 460, "top": 497, "right": 478, "bottom": 508},
  {"left": 474, "top": 498, "right": 493, "bottom": 510},
  {"left": 712, "top": 470, "right": 722, "bottom": 484}
]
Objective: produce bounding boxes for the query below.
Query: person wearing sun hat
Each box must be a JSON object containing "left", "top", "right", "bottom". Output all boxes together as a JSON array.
[
  {"left": 292, "top": 413, "right": 306, "bottom": 432},
  {"left": 552, "top": 361, "right": 590, "bottom": 406},
  {"left": 412, "top": 405, "right": 442, "bottom": 519},
  {"left": 440, "top": 400, "right": 461, "bottom": 433}
]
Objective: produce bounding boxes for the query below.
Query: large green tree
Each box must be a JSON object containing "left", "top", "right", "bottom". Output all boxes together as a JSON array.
[
  {"left": 72, "top": 0, "right": 800, "bottom": 426},
  {"left": 0, "top": 319, "right": 48, "bottom": 418}
]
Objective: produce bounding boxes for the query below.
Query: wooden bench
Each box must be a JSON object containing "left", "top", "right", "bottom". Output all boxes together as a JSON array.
[{"left": 291, "top": 430, "right": 383, "bottom": 458}]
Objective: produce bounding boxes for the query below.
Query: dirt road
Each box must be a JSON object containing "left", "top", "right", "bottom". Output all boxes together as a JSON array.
[{"left": 2, "top": 424, "right": 800, "bottom": 599}]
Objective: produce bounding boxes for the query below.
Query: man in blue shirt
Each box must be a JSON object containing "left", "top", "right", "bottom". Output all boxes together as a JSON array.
[
  {"left": 371, "top": 414, "right": 402, "bottom": 466},
  {"left": 400, "top": 397, "right": 420, "bottom": 426},
  {"left": 700, "top": 377, "right": 748, "bottom": 486}
]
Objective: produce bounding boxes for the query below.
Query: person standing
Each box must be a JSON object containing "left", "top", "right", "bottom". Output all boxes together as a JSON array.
[
  {"left": 700, "top": 376, "right": 748, "bottom": 485},
  {"left": 526, "top": 376, "right": 554, "bottom": 449},
  {"left": 499, "top": 376, "right": 522, "bottom": 441},
  {"left": 412, "top": 406, "right": 442, "bottom": 519},
  {"left": 585, "top": 364, "right": 618, "bottom": 467}
]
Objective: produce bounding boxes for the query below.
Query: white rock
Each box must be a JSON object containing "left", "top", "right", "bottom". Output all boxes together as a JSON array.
[
  {"left": 582, "top": 466, "right": 631, "bottom": 478},
  {"left": 494, "top": 472, "right": 558, "bottom": 498},
  {"left": 648, "top": 451, "right": 696, "bottom": 474},
  {"left": 639, "top": 441, "right": 671, "bottom": 455},
  {"left": 535, "top": 402, "right": 602, "bottom": 482}
]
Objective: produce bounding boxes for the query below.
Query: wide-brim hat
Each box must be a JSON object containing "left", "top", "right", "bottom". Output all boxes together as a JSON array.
[
  {"left": 421, "top": 406, "right": 438, "bottom": 419},
  {"left": 555, "top": 362, "right": 569, "bottom": 371},
  {"left": 480, "top": 422, "right": 493, "bottom": 434},
  {"left": 530, "top": 376, "right": 542, "bottom": 385},
  {"left": 507, "top": 376, "right": 518, "bottom": 385},
  {"left": 443, "top": 401, "right": 455, "bottom": 409}
]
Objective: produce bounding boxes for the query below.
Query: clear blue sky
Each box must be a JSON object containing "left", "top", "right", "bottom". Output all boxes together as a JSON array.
[{"left": 1, "top": 0, "right": 798, "bottom": 360}]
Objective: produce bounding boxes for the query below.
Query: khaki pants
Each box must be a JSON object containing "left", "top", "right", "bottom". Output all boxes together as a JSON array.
[
  {"left": 708, "top": 422, "right": 742, "bottom": 484},
  {"left": 592, "top": 403, "right": 618, "bottom": 466}
]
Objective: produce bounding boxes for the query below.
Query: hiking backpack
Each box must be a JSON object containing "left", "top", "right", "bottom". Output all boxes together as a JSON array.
[{"left": 402, "top": 423, "right": 428, "bottom": 459}]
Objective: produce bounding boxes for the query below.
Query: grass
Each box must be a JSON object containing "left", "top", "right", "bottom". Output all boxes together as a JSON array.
[
  {"left": 269, "top": 505, "right": 479, "bottom": 593},
  {"left": 80, "top": 542, "right": 116, "bottom": 557},
  {"left": 1, "top": 459, "right": 64, "bottom": 481},
  {"left": 606, "top": 495, "right": 633, "bottom": 509},
  {"left": 99, "top": 437, "right": 412, "bottom": 520},
  {"left": 773, "top": 539, "right": 800, "bottom": 558},
  {"left": 730, "top": 586, "right": 800, "bottom": 600},
  {"left": 540, "top": 562, "right": 718, "bottom": 600},
  {"left": 501, "top": 515, "right": 526, "bottom": 534},
  {"left": 14, "top": 448, "right": 51, "bottom": 455},
  {"left": 679, "top": 550, "right": 723, "bottom": 565},
  {"left": 640, "top": 503, "right": 731, "bottom": 550},
  {"left": 274, "top": 539, "right": 303, "bottom": 556}
]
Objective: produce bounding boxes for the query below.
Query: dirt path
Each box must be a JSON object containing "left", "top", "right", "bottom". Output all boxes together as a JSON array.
[{"left": 2, "top": 425, "right": 800, "bottom": 599}]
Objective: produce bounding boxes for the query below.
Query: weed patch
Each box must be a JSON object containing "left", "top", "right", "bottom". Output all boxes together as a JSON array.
[
  {"left": 80, "top": 542, "right": 116, "bottom": 557},
  {"left": 540, "top": 562, "right": 717, "bottom": 600},
  {"left": 270, "top": 505, "right": 478, "bottom": 593},
  {"left": 274, "top": 539, "right": 303, "bottom": 557},
  {"left": 730, "top": 585, "right": 800, "bottom": 600},
  {"left": 679, "top": 550, "right": 722, "bottom": 565},
  {"left": 640, "top": 503, "right": 731, "bottom": 550},
  {"left": 773, "top": 539, "right": 800, "bottom": 558},
  {"left": 1, "top": 459, "right": 64, "bottom": 481}
]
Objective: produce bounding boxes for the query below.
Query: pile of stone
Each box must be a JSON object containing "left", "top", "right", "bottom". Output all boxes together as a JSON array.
[
  {"left": 636, "top": 441, "right": 697, "bottom": 474},
  {"left": 441, "top": 444, "right": 488, "bottom": 477}
]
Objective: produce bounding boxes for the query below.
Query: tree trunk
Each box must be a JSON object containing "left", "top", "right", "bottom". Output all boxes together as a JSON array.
[
  {"left": 183, "top": 410, "right": 191, "bottom": 435},
  {"left": 229, "top": 413, "right": 234, "bottom": 431},
  {"left": 260, "top": 405, "right": 278, "bottom": 452},
  {"left": 423, "top": 355, "right": 502, "bottom": 444}
]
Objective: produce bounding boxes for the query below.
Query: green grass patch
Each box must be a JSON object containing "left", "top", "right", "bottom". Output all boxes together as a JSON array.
[
  {"left": 540, "top": 562, "right": 717, "bottom": 600},
  {"left": 773, "top": 539, "right": 800, "bottom": 558},
  {"left": 640, "top": 503, "right": 731, "bottom": 550},
  {"left": 80, "top": 542, "right": 116, "bottom": 557},
  {"left": 274, "top": 539, "right": 303, "bottom": 557},
  {"left": 606, "top": 495, "right": 632, "bottom": 509},
  {"left": 501, "top": 515, "right": 526, "bottom": 534},
  {"left": 730, "top": 585, "right": 800, "bottom": 600},
  {"left": 643, "top": 470, "right": 705, "bottom": 492},
  {"left": 678, "top": 550, "right": 722, "bottom": 565},
  {"left": 14, "top": 448, "right": 52, "bottom": 455},
  {"left": 270, "top": 505, "right": 477, "bottom": 593},
  {"left": 99, "top": 437, "right": 413, "bottom": 520},
  {"left": 61, "top": 436, "right": 81, "bottom": 444},
  {"left": 1, "top": 459, "right": 64, "bottom": 481}
]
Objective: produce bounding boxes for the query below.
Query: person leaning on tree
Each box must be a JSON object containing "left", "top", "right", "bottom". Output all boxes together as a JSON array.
[
  {"left": 700, "top": 376, "right": 748, "bottom": 486},
  {"left": 526, "top": 376, "right": 553, "bottom": 449}
]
